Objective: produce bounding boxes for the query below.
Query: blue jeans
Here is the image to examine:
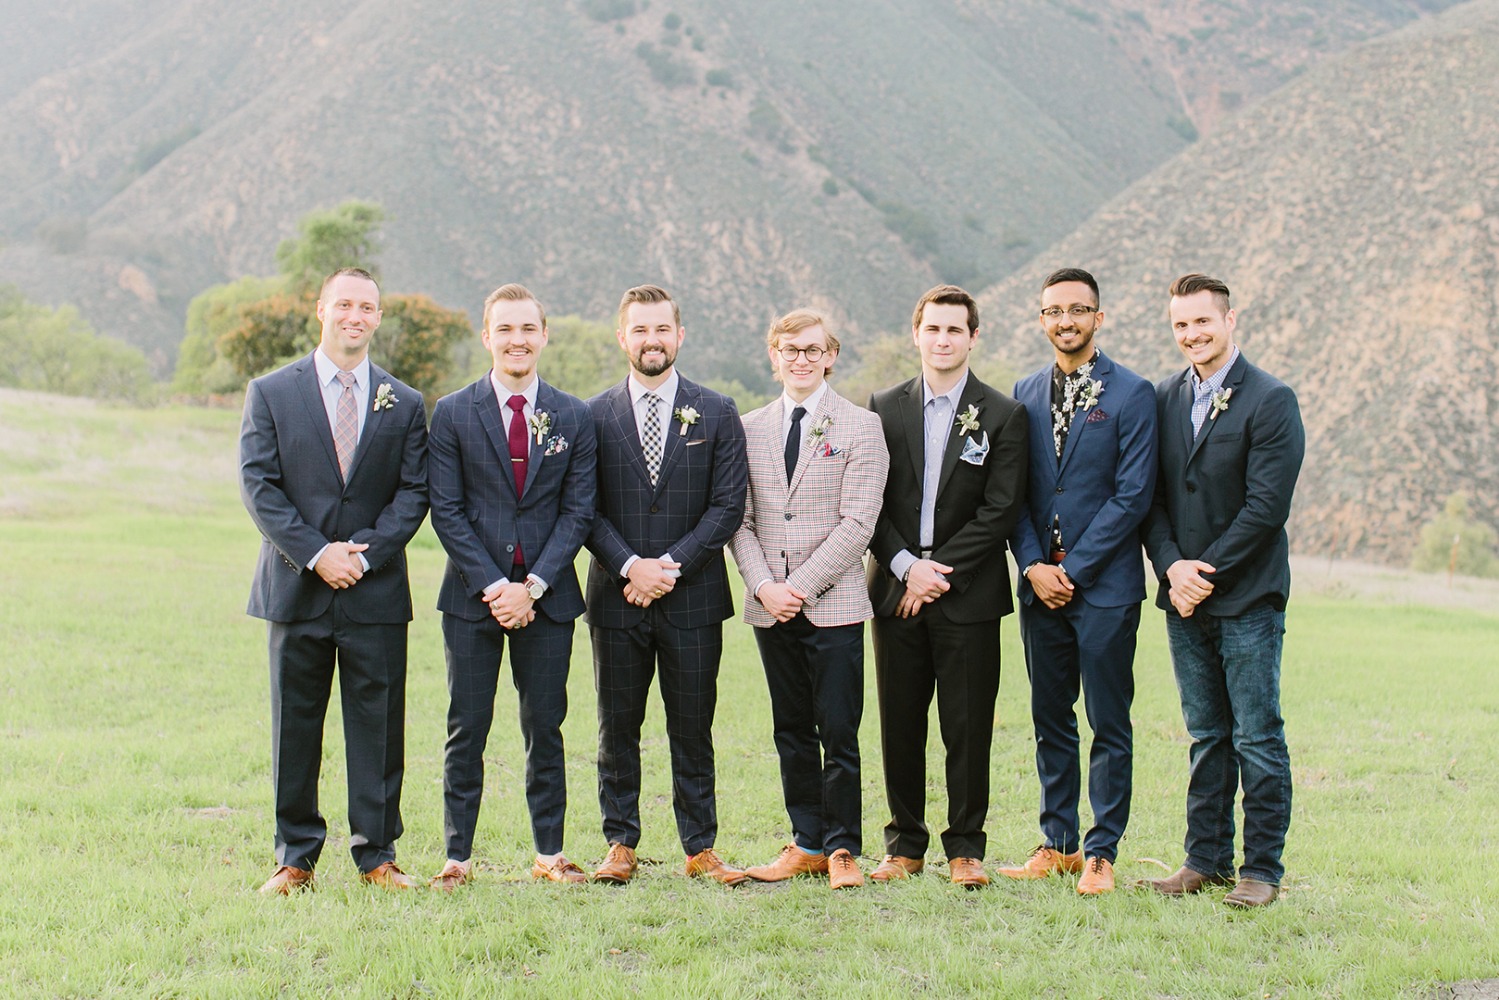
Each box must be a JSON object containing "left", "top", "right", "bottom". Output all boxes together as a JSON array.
[{"left": 1165, "top": 605, "right": 1290, "bottom": 885}]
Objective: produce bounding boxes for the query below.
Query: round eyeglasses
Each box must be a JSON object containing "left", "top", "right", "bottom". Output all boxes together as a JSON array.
[{"left": 778, "top": 345, "right": 826, "bottom": 361}]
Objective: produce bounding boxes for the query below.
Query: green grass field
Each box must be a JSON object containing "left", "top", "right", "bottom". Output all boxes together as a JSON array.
[{"left": 2, "top": 391, "right": 1496, "bottom": 998}]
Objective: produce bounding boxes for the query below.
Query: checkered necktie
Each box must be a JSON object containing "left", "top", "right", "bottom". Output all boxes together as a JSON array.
[
  {"left": 642, "top": 391, "right": 663, "bottom": 485},
  {"left": 333, "top": 370, "right": 358, "bottom": 480}
]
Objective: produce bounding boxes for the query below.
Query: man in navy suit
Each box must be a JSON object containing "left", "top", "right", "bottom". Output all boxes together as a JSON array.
[
  {"left": 997, "top": 268, "right": 1156, "bottom": 896},
  {"left": 426, "top": 284, "right": 597, "bottom": 889},
  {"left": 240, "top": 267, "right": 429, "bottom": 893},
  {"left": 584, "top": 284, "right": 749, "bottom": 886},
  {"left": 1141, "top": 273, "right": 1305, "bottom": 908}
]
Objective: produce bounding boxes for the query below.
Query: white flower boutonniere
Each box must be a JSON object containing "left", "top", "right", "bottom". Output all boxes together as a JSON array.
[
  {"left": 806, "top": 414, "right": 833, "bottom": 448},
  {"left": 528, "top": 411, "right": 552, "bottom": 444},
  {"left": 1209, "top": 386, "right": 1234, "bottom": 420},
  {"left": 674, "top": 406, "right": 700, "bottom": 436},
  {"left": 955, "top": 403, "right": 982, "bottom": 436},
  {"left": 1077, "top": 378, "right": 1104, "bottom": 411},
  {"left": 373, "top": 383, "right": 397, "bottom": 411}
]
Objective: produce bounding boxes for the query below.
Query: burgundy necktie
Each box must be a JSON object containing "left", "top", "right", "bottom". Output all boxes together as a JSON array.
[{"left": 507, "top": 394, "right": 528, "bottom": 565}]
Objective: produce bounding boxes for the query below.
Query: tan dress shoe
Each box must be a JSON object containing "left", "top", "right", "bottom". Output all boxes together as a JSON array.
[
  {"left": 1138, "top": 866, "right": 1234, "bottom": 895},
  {"left": 745, "top": 843, "right": 830, "bottom": 882},
  {"left": 1076, "top": 857, "right": 1115, "bottom": 895},
  {"left": 360, "top": 861, "right": 418, "bottom": 889},
  {"left": 1223, "top": 878, "right": 1278, "bottom": 908},
  {"left": 531, "top": 856, "right": 588, "bottom": 884},
  {"left": 258, "top": 865, "right": 313, "bottom": 895},
  {"left": 948, "top": 857, "right": 989, "bottom": 889},
  {"left": 869, "top": 855, "right": 924, "bottom": 882},
  {"left": 997, "top": 844, "right": 1084, "bottom": 880},
  {"left": 428, "top": 862, "right": 470, "bottom": 892},
  {"left": 828, "top": 849, "right": 864, "bottom": 889},
  {"left": 685, "top": 847, "right": 748, "bottom": 886},
  {"left": 593, "top": 843, "right": 638, "bottom": 884}
]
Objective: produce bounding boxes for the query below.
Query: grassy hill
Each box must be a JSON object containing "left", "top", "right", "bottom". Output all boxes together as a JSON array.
[{"left": 976, "top": 0, "right": 1499, "bottom": 565}]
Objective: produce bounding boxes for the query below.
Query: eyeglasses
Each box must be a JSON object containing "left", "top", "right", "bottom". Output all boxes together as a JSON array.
[
  {"left": 778, "top": 345, "right": 826, "bottom": 361},
  {"left": 1040, "top": 306, "right": 1098, "bottom": 320}
]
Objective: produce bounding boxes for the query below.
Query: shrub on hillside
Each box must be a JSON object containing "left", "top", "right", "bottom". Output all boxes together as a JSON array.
[
  {"left": 0, "top": 285, "right": 154, "bottom": 403},
  {"left": 1411, "top": 492, "right": 1498, "bottom": 578}
]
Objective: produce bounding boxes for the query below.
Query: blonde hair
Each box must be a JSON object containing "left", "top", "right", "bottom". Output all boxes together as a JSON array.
[
  {"left": 482, "top": 283, "right": 546, "bottom": 330},
  {"left": 767, "top": 308, "right": 839, "bottom": 380}
]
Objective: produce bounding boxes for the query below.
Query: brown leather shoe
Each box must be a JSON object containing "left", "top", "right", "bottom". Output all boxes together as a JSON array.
[
  {"left": 685, "top": 847, "right": 748, "bottom": 886},
  {"left": 1223, "top": 878, "right": 1278, "bottom": 908},
  {"left": 869, "top": 855, "right": 924, "bottom": 882},
  {"left": 1076, "top": 857, "right": 1115, "bottom": 895},
  {"left": 427, "top": 861, "right": 470, "bottom": 892},
  {"left": 948, "top": 857, "right": 989, "bottom": 889},
  {"left": 828, "top": 849, "right": 864, "bottom": 889},
  {"left": 1139, "top": 866, "right": 1235, "bottom": 896},
  {"left": 360, "top": 861, "right": 418, "bottom": 889},
  {"left": 258, "top": 865, "right": 313, "bottom": 895},
  {"left": 745, "top": 843, "right": 830, "bottom": 882},
  {"left": 531, "top": 856, "right": 588, "bottom": 884},
  {"left": 997, "top": 843, "right": 1084, "bottom": 880},
  {"left": 593, "top": 843, "right": 638, "bottom": 884}
]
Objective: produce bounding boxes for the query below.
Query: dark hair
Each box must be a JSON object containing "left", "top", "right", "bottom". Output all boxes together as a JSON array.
[
  {"left": 1169, "top": 273, "right": 1230, "bottom": 313},
  {"left": 318, "top": 266, "right": 379, "bottom": 301},
  {"left": 1042, "top": 268, "right": 1099, "bottom": 307},
  {"left": 911, "top": 284, "right": 978, "bottom": 334}
]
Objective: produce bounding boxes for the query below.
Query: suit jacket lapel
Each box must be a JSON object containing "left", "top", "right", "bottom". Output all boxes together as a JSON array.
[
  {"left": 1056, "top": 352, "right": 1111, "bottom": 478},
  {"left": 346, "top": 362, "right": 393, "bottom": 483},
  {"left": 898, "top": 378, "right": 924, "bottom": 488},
  {"left": 296, "top": 356, "right": 342, "bottom": 478},
  {"left": 523, "top": 381, "right": 557, "bottom": 497},
  {"left": 610, "top": 381, "right": 653, "bottom": 489},
  {"left": 1185, "top": 354, "right": 1247, "bottom": 467},
  {"left": 936, "top": 376, "right": 985, "bottom": 498},
  {"left": 788, "top": 388, "right": 836, "bottom": 496},
  {"left": 473, "top": 376, "right": 521, "bottom": 501},
  {"left": 654, "top": 378, "right": 697, "bottom": 496}
]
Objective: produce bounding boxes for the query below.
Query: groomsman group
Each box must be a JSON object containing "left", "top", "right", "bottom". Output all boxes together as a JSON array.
[{"left": 241, "top": 265, "right": 1302, "bottom": 908}]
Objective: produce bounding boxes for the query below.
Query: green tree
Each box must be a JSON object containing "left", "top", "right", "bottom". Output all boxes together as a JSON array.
[
  {"left": 370, "top": 294, "right": 473, "bottom": 403},
  {"left": 542, "top": 315, "right": 623, "bottom": 399},
  {"left": 0, "top": 284, "right": 154, "bottom": 403},
  {"left": 215, "top": 292, "right": 318, "bottom": 381},
  {"left": 173, "top": 275, "right": 283, "bottom": 394},
  {"left": 1411, "top": 492, "right": 1498, "bottom": 578},
  {"left": 274, "top": 200, "right": 384, "bottom": 296}
]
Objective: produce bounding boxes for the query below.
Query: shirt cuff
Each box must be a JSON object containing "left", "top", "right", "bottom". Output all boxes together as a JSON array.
[
  {"left": 358, "top": 553, "right": 370, "bottom": 572},
  {"left": 889, "top": 549, "right": 918, "bottom": 584},
  {"left": 661, "top": 551, "right": 681, "bottom": 578},
  {"left": 527, "top": 573, "right": 549, "bottom": 594},
  {"left": 482, "top": 578, "right": 509, "bottom": 601},
  {"left": 307, "top": 544, "right": 329, "bottom": 571},
  {"left": 619, "top": 555, "right": 639, "bottom": 579},
  {"left": 752, "top": 578, "right": 773, "bottom": 598}
]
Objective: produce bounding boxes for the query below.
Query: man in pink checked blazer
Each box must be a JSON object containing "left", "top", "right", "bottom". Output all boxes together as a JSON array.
[{"left": 729, "top": 309, "right": 889, "bottom": 890}]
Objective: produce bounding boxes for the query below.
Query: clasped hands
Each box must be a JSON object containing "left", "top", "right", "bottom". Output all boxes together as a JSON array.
[
  {"left": 1027, "top": 563, "right": 1075, "bottom": 610},
  {"left": 1166, "top": 559, "right": 1217, "bottom": 618},
  {"left": 314, "top": 542, "right": 369, "bottom": 589},
  {"left": 484, "top": 581, "right": 536, "bottom": 630},
  {"left": 896, "top": 558, "right": 953, "bottom": 618},
  {"left": 625, "top": 558, "right": 680, "bottom": 608}
]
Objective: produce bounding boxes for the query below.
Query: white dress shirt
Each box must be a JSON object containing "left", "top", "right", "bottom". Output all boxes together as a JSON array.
[
  {"left": 307, "top": 349, "right": 372, "bottom": 572},
  {"left": 889, "top": 371, "right": 969, "bottom": 584},
  {"left": 483, "top": 372, "right": 546, "bottom": 598},
  {"left": 620, "top": 369, "right": 682, "bottom": 579}
]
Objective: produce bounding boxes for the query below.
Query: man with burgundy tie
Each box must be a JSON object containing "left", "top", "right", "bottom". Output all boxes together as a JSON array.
[
  {"left": 240, "top": 267, "right": 429, "bottom": 893},
  {"left": 426, "top": 284, "right": 597, "bottom": 888}
]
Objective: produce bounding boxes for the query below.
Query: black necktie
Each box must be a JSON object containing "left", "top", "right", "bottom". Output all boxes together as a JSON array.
[{"left": 784, "top": 405, "right": 806, "bottom": 483}]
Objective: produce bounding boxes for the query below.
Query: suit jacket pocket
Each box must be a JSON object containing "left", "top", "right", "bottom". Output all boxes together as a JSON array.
[{"left": 684, "top": 439, "right": 707, "bottom": 447}]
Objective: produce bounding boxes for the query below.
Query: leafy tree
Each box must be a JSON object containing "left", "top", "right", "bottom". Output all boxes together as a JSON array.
[
  {"left": 1411, "top": 492, "right": 1498, "bottom": 578},
  {"left": 173, "top": 275, "right": 283, "bottom": 394},
  {"left": 216, "top": 293, "right": 317, "bottom": 381},
  {"left": 0, "top": 284, "right": 154, "bottom": 403},
  {"left": 370, "top": 294, "right": 473, "bottom": 403},
  {"left": 274, "top": 200, "right": 384, "bottom": 296},
  {"left": 542, "top": 315, "right": 622, "bottom": 399}
]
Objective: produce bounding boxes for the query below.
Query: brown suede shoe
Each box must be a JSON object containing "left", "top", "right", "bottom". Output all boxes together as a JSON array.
[
  {"left": 360, "top": 861, "right": 418, "bottom": 889},
  {"left": 258, "top": 865, "right": 313, "bottom": 895},
  {"left": 427, "top": 861, "right": 470, "bottom": 892},
  {"left": 593, "top": 843, "right": 638, "bottom": 884},
  {"left": 1223, "top": 878, "right": 1278, "bottom": 908},
  {"left": 997, "top": 844, "right": 1084, "bottom": 880},
  {"left": 1076, "top": 857, "right": 1115, "bottom": 895},
  {"left": 1139, "top": 866, "right": 1235, "bottom": 895},
  {"left": 685, "top": 847, "right": 748, "bottom": 886},
  {"left": 745, "top": 843, "right": 830, "bottom": 882},
  {"left": 828, "top": 849, "right": 864, "bottom": 890},
  {"left": 531, "top": 856, "right": 588, "bottom": 884},
  {"left": 869, "top": 855, "right": 924, "bottom": 882},
  {"left": 948, "top": 857, "right": 989, "bottom": 889}
]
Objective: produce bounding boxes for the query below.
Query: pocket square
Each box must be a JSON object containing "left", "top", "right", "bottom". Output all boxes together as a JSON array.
[
  {"left": 543, "top": 435, "right": 569, "bottom": 456},
  {"left": 959, "top": 431, "right": 989, "bottom": 465},
  {"left": 1085, "top": 408, "right": 1109, "bottom": 424},
  {"left": 818, "top": 442, "right": 843, "bottom": 457}
]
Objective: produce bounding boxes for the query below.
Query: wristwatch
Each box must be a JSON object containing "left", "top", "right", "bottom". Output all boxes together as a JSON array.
[{"left": 525, "top": 579, "right": 546, "bottom": 601}]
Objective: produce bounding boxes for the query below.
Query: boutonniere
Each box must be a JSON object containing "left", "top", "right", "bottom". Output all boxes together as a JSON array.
[
  {"left": 528, "top": 411, "right": 552, "bottom": 444},
  {"left": 1076, "top": 378, "right": 1104, "bottom": 411},
  {"left": 806, "top": 413, "right": 833, "bottom": 448},
  {"left": 674, "top": 406, "right": 700, "bottom": 436},
  {"left": 543, "top": 434, "right": 569, "bottom": 456},
  {"left": 1209, "top": 386, "right": 1233, "bottom": 420},
  {"left": 373, "top": 383, "right": 397, "bottom": 411},
  {"left": 955, "top": 404, "right": 981, "bottom": 436}
]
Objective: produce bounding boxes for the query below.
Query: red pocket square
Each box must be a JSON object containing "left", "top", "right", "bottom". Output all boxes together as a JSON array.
[{"left": 1085, "top": 408, "right": 1109, "bottom": 423}]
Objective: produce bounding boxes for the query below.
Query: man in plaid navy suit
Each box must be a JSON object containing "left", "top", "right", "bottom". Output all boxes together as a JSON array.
[
  {"left": 426, "top": 284, "right": 598, "bottom": 889},
  {"left": 584, "top": 284, "right": 749, "bottom": 886}
]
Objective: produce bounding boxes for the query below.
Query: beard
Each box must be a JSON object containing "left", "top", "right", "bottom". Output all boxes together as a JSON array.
[{"left": 631, "top": 343, "right": 676, "bottom": 377}]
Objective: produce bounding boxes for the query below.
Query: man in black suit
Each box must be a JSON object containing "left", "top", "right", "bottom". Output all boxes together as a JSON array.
[
  {"left": 240, "top": 267, "right": 429, "bottom": 893},
  {"left": 1141, "top": 273, "right": 1305, "bottom": 908},
  {"left": 866, "top": 284, "right": 1029, "bottom": 889},
  {"left": 584, "top": 284, "right": 749, "bottom": 886},
  {"left": 426, "top": 284, "right": 597, "bottom": 889}
]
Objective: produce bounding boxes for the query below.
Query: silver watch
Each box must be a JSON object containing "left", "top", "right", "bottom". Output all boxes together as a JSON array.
[{"left": 525, "top": 579, "right": 546, "bottom": 601}]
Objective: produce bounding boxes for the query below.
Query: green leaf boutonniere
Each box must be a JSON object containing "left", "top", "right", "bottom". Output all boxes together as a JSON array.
[
  {"left": 674, "top": 406, "right": 700, "bottom": 436},
  {"left": 373, "top": 383, "right": 398, "bottom": 411},
  {"left": 955, "top": 403, "right": 982, "bottom": 436},
  {"left": 1209, "top": 386, "right": 1233, "bottom": 420},
  {"left": 806, "top": 413, "right": 833, "bottom": 447}
]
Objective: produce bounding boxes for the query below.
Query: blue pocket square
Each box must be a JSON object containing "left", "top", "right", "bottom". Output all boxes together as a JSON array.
[{"left": 959, "top": 431, "right": 989, "bottom": 465}]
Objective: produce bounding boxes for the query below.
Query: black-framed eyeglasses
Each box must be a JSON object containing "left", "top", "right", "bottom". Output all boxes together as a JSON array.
[
  {"left": 1040, "top": 305, "right": 1098, "bottom": 320},
  {"left": 778, "top": 345, "right": 826, "bottom": 361}
]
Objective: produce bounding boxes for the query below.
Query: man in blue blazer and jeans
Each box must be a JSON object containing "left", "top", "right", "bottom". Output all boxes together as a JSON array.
[
  {"left": 1142, "top": 273, "right": 1305, "bottom": 908},
  {"left": 999, "top": 268, "right": 1157, "bottom": 895}
]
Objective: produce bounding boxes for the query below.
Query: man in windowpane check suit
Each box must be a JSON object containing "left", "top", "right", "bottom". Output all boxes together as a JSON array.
[
  {"left": 584, "top": 284, "right": 750, "bottom": 886},
  {"left": 729, "top": 309, "right": 889, "bottom": 891},
  {"left": 426, "top": 284, "right": 598, "bottom": 889},
  {"left": 239, "top": 267, "right": 429, "bottom": 894}
]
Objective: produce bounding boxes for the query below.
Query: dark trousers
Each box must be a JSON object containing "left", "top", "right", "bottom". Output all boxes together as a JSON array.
[
  {"left": 1018, "top": 598, "right": 1138, "bottom": 862},
  {"left": 871, "top": 611, "right": 1001, "bottom": 860},
  {"left": 267, "top": 606, "right": 406, "bottom": 873},
  {"left": 753, "top": 615, "right": 864, "bottom": 856},
  {"left": 441, "top": 609, "right": 573, "bottom": 859},
  {"left": 591, "top": 611, "right": 722, "bottom": 855}
]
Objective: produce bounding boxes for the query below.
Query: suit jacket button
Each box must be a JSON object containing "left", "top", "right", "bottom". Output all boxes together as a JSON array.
[
  {"left": 342, "top": 497, "right": 351, "bottom": 504},
  {"left": 1055, "top": 487, "right": 1064, "bottom": 495},
  {"left": 651, "top": 505, "right": 660, "bottom": 514},
  {"left": 506, "top": 544, "right": 515, "bottom": 552},
  {"left": 784, "top": 512, "right": 793, "bottom": 520},
  {"left": 1186, "top": 484, "right": 1196, "bottom": 494}
]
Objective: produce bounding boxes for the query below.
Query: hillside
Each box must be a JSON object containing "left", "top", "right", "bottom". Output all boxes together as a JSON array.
[
  {"left": 0, "top": 0, "right": 1454, "bottom": 380},
  {"left": 977, "top": 0, "right": 1499, "bottom": 565}
]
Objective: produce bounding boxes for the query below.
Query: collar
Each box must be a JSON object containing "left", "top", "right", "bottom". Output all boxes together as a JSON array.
[
  {"left": 922, "top": 370, "right": 969, "bottom": 409},
  {"left": 314, "top": 348, "right": 370, "bottom": 389},
  {"left": 628, "top": 369, "right": 680, "bottom": 407},
  {"left": 1053, "top": 351, "right": 1099, "bottom": 385},
  {"left": 490, "top": 371, "right": 539, "bottom": 411},
  {"left": 781, "top": 380, "right": 828, "bottom": 419},
  {"left": 1189, "top": 346, "right": 1240, "bottom": 397}
]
